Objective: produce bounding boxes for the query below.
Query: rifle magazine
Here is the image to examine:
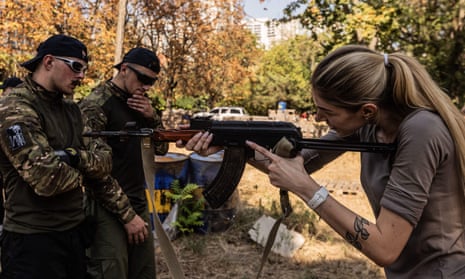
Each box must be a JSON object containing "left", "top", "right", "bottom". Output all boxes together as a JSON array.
[{"left": 202, "top": 146, "right": 247, "bottom": 209}]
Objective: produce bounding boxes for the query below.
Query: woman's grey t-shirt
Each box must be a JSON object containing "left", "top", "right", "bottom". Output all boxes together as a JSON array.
[{"left": 302, "top": 110, "right": 465, "bottom": 278}]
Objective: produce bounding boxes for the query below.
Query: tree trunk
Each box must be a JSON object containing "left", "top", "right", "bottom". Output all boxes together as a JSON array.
[{"left": 114, "top": 0, "right": 127, "bottom": 77}]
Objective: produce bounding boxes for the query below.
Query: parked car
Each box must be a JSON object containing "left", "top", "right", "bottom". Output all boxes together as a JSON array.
[{"left": 192, "top": 106, "right": 249, "bottom": 120}]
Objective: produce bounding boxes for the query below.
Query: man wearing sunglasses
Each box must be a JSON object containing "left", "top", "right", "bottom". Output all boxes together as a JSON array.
[
  {"left": 0, "top": 35, "right": 147, "bottom": 278},
  {"left": 80, "top": 47, "right": 168, "bottom": 279}
]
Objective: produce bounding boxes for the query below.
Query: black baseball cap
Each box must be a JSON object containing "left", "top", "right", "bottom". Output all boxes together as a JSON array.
[
  {"left": 0, "top": 77, "right": 22, "bottom": 90},
  {"left": 21, "top": 34, "right": 89, "bottom": 72},
  {"left": 114, "top": 47, "right": 160, "bottom": 73}
]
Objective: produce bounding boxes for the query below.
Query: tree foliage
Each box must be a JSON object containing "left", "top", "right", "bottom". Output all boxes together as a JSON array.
[
  {"left": 390, "top": 0, "right": 465, "bottom": 104},
  {"left": 248, "top": 35, "right": 317, "bottom": 114},
  {"left": 3, "top": 0, "right": 465, "bottom": 112},
  {"left": 136, "top": 0, "right": 260, "bottom": 110},
  {"left": 0, "top": 0, "right": 259, "bottom": 111},
  {"left": 285, "top": 0, "right": 465, "bottom": 106},
  {"left": 0, "top": 0, "right": 119, "bottom": 81}
]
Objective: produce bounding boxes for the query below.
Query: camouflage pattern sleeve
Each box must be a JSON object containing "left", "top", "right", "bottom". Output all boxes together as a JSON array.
[
  {"left": 0, "top": 96, "right": 82, "bottom": 197},
  {"left": 86, "top": 175, "right": 136, "bottom": 224},
  {"left": 79, "top": 95, "right": 108, "bottom": 133},
  {"left": 78, "top": 111, "right": 113, "bottom": 179},
  {"left": 150, "top": 111, "right": 168, "bottom": 155},
  {"left": 79, "top": 96, "right": 137, "bottom": 223}
]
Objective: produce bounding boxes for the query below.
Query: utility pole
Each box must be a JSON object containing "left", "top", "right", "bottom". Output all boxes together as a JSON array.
[{"left": 114, "top": 0, "right": 127, "bottom": 76}]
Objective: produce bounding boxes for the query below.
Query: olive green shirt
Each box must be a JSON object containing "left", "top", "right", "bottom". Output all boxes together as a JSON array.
[{"left": 79, "top": 81, "right": 168, "bottom": 214}]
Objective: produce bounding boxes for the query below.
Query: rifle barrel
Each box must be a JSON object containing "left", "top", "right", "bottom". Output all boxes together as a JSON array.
[
  {"left": 297, "top": 138, "right": 396, "bottom": 153},
  {"left": 83, "top": 130, "right": 154, "bottom": 137}
]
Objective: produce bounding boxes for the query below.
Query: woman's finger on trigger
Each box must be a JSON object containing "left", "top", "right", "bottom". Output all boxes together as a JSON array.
[{"left": 246, "top": 140, "right": 274, "bottom": 160}]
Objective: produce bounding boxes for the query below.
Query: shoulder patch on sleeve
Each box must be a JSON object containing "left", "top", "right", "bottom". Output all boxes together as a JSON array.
[{"left": 6, "top": 124, "right": 27, "bottom": 151}]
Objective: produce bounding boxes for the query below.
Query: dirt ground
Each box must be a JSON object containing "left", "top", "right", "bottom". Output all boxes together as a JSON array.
[{"left": 155, "top": 144, "right": 386, "bottom": 279}]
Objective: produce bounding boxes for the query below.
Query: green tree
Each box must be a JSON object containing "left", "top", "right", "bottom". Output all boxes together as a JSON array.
[
  {"left": 282, "top": 0, "right": 396, "bottom": 50},
  {"left": 248, "top": 35, "right": 318, "bottom": 115},
  {"left": 388, "top": 0, "right": 465, "bottom": 104},
  {"left": 285, "top": 0, "right": 465, "bottom": 106}
]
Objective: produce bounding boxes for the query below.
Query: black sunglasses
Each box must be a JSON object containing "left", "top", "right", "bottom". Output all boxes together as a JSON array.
[
  {"left": 53, "top": 56, "right": 87, "bottom": 73},
  {"left": 126, "top": 65, "right": 158, "bottom": 86}
]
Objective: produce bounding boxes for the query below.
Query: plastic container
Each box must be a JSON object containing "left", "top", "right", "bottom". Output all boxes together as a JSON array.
[
  {"left": 189, "top": 150, "right": 239, "bottom": 233},
  {"left": 189, "top": 151, "right": 224, "bottom": 186},
  {"left": 146, "top": 152, "right": 189, "bottom": 222}
]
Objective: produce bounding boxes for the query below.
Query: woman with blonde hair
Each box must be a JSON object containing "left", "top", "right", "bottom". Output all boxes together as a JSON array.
[{"left": 183, "top": 45, "right": 465, "bottom": 278}]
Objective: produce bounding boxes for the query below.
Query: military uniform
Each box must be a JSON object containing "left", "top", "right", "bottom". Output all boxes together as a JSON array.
[
  {"left": 80, "top": 80, "right": 168, "bottom": 279},
  {"left": 0, "top": 75, "right": 137, "bottom": 278}
]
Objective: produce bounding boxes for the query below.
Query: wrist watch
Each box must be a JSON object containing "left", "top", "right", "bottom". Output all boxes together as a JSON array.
[{"left": 307, "top": 186, "right": 329, "bottom": 210}]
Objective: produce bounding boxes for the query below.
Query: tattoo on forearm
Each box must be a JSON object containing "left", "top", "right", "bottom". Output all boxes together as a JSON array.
[{"left": 345, "top": 216, "right": 370, "bottom": 250}]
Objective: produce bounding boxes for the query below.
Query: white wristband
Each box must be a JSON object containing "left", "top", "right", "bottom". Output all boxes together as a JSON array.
[{"left": 307, "top": 186, "right": 329, "bottom": 210}]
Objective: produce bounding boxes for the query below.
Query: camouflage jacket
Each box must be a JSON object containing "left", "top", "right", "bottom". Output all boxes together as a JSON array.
[
  {"left": 79, "top": 80, "right": 168, "bottom": 214},
  {"left": 0, "top": 76, "right": 136, "bottom": 233}
]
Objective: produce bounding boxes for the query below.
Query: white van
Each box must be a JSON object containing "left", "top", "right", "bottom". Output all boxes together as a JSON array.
[{"left": 192, "top": 106, "right": 249, "bottom": 120}]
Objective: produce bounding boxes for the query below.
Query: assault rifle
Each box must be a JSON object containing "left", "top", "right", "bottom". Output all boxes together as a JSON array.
[{"left": 84, "top": 119, "right": 396, "bottom": 208}]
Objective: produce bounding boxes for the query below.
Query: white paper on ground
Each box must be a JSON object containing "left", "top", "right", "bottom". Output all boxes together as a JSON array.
[{"left": 248, "top": 214, "right": 305, "bottom": 258}]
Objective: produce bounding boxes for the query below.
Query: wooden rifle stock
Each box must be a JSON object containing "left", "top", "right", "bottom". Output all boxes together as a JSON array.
[{"left": 152, "top": 129, "right": 201, "bottom": 143}]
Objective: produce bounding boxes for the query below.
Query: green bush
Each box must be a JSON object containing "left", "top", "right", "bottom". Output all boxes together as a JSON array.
[{"left": 165, "top": 180, "right": 205, "bottom": 235}]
